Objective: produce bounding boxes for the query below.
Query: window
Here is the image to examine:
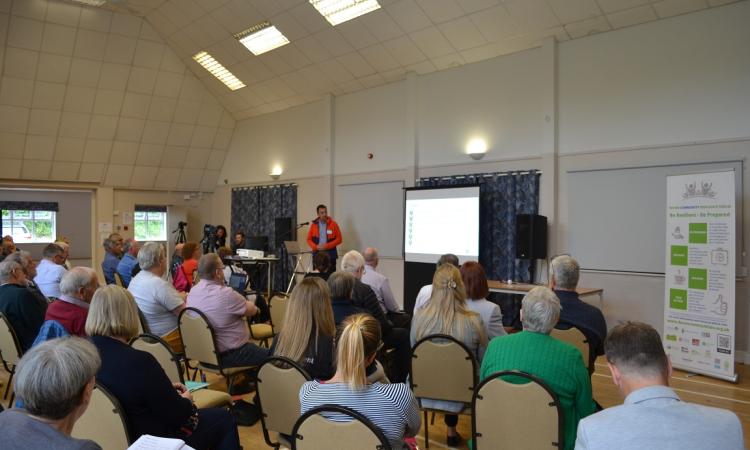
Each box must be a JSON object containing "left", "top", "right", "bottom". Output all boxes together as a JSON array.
[
  {"left": 134, "top": 207, "right": 167, "bottom": 241},
  {"left": 2, "top": 209, "right": 57, "bottom": 244}
]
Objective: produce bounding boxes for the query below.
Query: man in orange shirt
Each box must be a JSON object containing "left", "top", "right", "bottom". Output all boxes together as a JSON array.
[{"left": 306, "top": 204, "right": 342, "bottom": 273}]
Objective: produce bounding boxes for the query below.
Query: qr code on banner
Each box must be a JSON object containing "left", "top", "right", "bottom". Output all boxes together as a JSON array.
[{"left": 717, "top": 334, "right": 732, "bottom": 354}]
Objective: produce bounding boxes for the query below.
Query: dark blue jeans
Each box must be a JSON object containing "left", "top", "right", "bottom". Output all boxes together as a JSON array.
[
  {"left": 221, "top": 342, "right": 270, "bottom": 368},
  {"left": 185, "top": 407, "right": 241, "bottom": 450}
]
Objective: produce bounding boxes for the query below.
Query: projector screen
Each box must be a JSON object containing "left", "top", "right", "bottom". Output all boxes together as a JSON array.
[{"left": 404, "top": 186, "right": 480, "bottom": 264}]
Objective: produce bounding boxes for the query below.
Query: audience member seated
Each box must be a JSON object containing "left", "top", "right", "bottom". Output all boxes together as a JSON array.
[
  {"left": 411, "top": 264, "right": 487, "bottom": 446},
  {"left": 128, "top": 242, "right": 186, "bottom": 353},
  {"left": 215, "top": 225, "right": 228, "bottom": 248},
  {"left": 304, "top": 251, "right": 331, "bottom": 281},
  {"left": 186, "top": 254, "right": 269, "bottom": 368},
  {"left": 217, "top": 246, "right": 242, "bottom": 284},
  {"left": 480, "top": 286, "right": 595, "bottom": 450},
  {"left": 414, "top": 253, "right": 459, "bottom": 310},
  {"left": 4, "top": 250, "right": 47, "bottom": 306},
  {"left": 101, "top": 235, "right": 123, "bottom": 285},
  {"left": 299, "top": 313, "right": 420, "bottom": 449},
  {"left": 56, "top": 236, "right": 72, "bottom": 270},
  {"left": 1, "top": 236, "right": 17, "bottom": 261},
  {"left": 232, "top": 231, "right": 246, "bottom": 254},
  {"left": 460, "top": 261, "right": 506, "bottom": 340},
  {"left": 0, "top": 260, "right": 46, "bottom": 352},
  {"left": 34, "top": 243, "right": 68, "bottom": 299},
  {"left": 576, "top": 322, "right": 744, "bottom": 450},
  {"left": 328, "top": 271, "right": 366, "bottom": 325},
  {"left": 362, "top": 247, "right": 411, "bottom": 328},
  {"left": 116, "top": 238, "right": 139, "bottom": 287},
  {"left": 550, "top": 255, "right": 607, "bottom": 367},
  {"left": 0, "top": 337, "right": 101, "bottom": 450},
  {"left": 341, "top": 250, "right": 410, "bottom": 383},
  {"left": 44, "top": 267, "right": 98, "bottom": 337},
  {"left": 180, "top": 241, "right": 201, "bottom": 289},
  {"left": 86, "top": 285, "right": 241, "bottom": 449},
  {"left": 170, "top": 243, "right": 184, "bottom": 279},
  {"left": 270, "top": 277, "right": 336, "bottom": 380}
]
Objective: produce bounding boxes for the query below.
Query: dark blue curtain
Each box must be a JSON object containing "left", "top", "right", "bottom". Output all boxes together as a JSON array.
[
  {"left": 231, "top": 184, "right": 297, "bottom": 293},
  {"left": 417, "top": 170, "right": 540, "bottom": 282}
]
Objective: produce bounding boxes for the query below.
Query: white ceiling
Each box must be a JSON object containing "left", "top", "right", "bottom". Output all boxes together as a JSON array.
[{"left": 100, "top": 0, "right": 741, "bottom": 121}]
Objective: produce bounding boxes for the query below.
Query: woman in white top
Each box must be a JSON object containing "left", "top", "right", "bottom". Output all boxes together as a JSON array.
[
  {"left": 299, "top": 313, "right": 420, "bottom": 449},
  {"left": 460, "top": 261, "right": 507, "bottom": 340}
]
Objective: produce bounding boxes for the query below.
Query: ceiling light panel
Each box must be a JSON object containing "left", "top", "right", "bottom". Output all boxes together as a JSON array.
[
  {"left": 234, "top": 22, "right": 290, "bottom": 56},
  {"left": 192, "top": 52, "right": 246, "bottom": 91},
  {"left": 70, "top": 0, "right": 107, "bottom": 6},
  {"left": 310, "top": 0, "right": 382, "bottom": 26}
]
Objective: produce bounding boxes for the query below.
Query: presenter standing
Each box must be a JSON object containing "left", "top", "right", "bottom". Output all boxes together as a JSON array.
[{"left": 307, "top": 204, "right": 342, "bottom": 273}]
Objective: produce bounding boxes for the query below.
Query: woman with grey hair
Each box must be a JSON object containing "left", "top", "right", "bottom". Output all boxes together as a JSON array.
[
  {"left": 0, "top": 337, "right": 101, "bottom": 449},
  {"left": 479, "top": 286, "right": 596, "bottom": 450}
]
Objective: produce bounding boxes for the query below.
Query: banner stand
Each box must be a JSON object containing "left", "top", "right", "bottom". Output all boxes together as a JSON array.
[{"left": 664, "top": 170, "right": 737, "bottom": 383}]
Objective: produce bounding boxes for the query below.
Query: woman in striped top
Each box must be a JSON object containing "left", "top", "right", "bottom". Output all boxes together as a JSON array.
[{"left": 299, "top": 313, "right": 421, "bottom": 449}]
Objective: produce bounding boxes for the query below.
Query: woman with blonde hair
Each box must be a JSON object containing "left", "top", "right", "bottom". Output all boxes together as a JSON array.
[
  {"left": 87, "top": 285, "right": 240, "bottom": 449},
  {"left": 270, "top": 277, "right": 336, "bottom": 379},
  {"left": 411, "top": 263, "right": 487, "bottom": 446},
  {"left": 300, "top": 313, "right": 420, "bottom": 449}
]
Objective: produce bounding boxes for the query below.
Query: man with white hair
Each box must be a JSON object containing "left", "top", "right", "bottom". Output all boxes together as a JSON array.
[
  {"left": 575, "top": 322, "right": 744, "bottom": 450},
  {"left": 34, "top": 243, "right": 68, "bottom": 299},
  {"left": 44, "top": 267, "right": 98, "bottom": 336},
  {"left": 0, "top": 337, "right": 102, "bottom": 449},
  {"left": 116, "top": 238, "right": 139, "bottom": 287},
  {"left": 128, "top": 242, "right": 186, "bottom": 353},
  {"left": 480, "top": 286, "right": 595, "bottom": 450},
  {"left": 549, "top": 255, "right": 607, "bottom": 366},
  {"left": 0, "top": 260, "right": 47, "bottom": 352},
  {"left": 4, "top": 250, "right": 47, "bottom": 306},
  {"left": 362, "top": 247, "right": 411, "bottom": 328},
  {"left": 341, "top": 250, "right": 410, "bottom": 383}
]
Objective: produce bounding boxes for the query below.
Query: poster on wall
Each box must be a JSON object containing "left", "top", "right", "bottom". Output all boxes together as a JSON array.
[{"left": 664, "top": 170, "right": 736, "bottom": 382}]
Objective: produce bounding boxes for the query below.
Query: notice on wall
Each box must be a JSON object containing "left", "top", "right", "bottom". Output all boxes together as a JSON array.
[{"left": 664, "top": 170, "right": 736, "bottom": 382}]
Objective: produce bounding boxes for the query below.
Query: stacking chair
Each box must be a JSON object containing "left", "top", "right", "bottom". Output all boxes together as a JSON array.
[
  {"left": 249, "top": 318, "right": 274, "bottom": 348},
  {"left": 292, "top": 405, "right": 391, "bottom": 450},
  {"left": 178, "top": 307, "right": 257, "bottom": 394},
  {"left": 256, "top": 356, "right": 312, "bottom": 449},
  {"left": 550, "top": 326, "right": 593, "bottom": 374},
  {"left": 268, "top": 292, "right": 289, "bottom": 335},
  {"left": 472, "top": 370, "right": 563, "bottom": 450},
  {"left": 130, "top": 333, "right": 231, "bottom": 409},
  {"left": 113, "top": 272, "right": 125, "bottom": 287},
  {"left": 72, "top": 383, "right": 132, "bottom": 450},
  {"left": 0, "top": 313, "right": 23, "bottom": 406},
  {"left": 409, "top": 334, "right": 478, "bottom": 448}
]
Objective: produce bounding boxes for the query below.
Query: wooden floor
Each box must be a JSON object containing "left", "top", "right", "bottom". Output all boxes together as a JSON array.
[{"left": 2, "top": 357, "right": 750, "bottom": 449}]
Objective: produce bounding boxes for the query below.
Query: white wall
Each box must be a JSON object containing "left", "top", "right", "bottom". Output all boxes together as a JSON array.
[{"left": 217, "top": 3, "right": 750, "bottom": 346}]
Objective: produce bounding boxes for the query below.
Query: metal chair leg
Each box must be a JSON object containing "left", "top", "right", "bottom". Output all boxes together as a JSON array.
[{"left": 423, "top": 410, "right": 429, "bottom": 448}]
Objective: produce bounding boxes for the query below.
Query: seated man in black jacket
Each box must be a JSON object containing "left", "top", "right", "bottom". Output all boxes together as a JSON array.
[
  {"left": 0, "top": 260, "right": 46, "bottom": 352},
  {"left": 340, "top": 250, "right": 410, "bottom": 383}
]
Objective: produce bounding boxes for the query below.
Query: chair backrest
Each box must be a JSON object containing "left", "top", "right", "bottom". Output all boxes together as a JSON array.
[
  {"left": 178, "top": 307, "right": 220, "bottom": 367},
  {"left": 113, "top": 272, "right": 124, "bottom": 287},
  {"left": 410, "top": 334, "right": 477, "bottom": 404},
  {"left": 472, "top": 371, "right": 563, "bottom": 450},
  {"left": 0, "top": 313, "right": 23, "bottom": 367},
  {"left": 130, "top": 333, "right": 183, "bottom": 383},
  {"left": 72, "top": 383, "right": 132, "bottom": 450},
  {"left": 257, "top": 356, "right": 312, "bottom": 446},
  {"left": 550, "top": 326, "right": 591, "bottom": 372},
  {"left": 292, "top": 405, "right": 391, "bottom": 450},
  {"left": 269, "top": 293, "right": 289, "bottom": 333},
  {"left": 136, "top": 308, "right": 149, "bottom": 335}
]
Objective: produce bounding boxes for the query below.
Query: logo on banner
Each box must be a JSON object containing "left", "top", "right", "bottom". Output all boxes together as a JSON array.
[{"left": 683, "top": 181, "right": 717, "bottom": 199}]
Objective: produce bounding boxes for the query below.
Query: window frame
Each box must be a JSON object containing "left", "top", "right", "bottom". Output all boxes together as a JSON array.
[
  {"left": 134, "top": 209, "right": 168, "bottom": 242},
  {"left": 1, "top": 209, "right": 57, "bottom": 244}
]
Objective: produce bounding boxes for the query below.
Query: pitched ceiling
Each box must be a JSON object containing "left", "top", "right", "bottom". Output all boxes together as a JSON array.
[{"left": 99, "top": 0, "right": 739, "bottom": 121}]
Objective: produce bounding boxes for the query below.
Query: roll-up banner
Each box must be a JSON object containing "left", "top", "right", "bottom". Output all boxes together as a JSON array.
[{"left": 664, "top": 170, "right": 737, "bottom": 382}]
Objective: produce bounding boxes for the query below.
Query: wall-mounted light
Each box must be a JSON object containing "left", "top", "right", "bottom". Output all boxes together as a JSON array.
[
  {"left": 466, "top": 138, "right": 488, "bottom": 160},
  {"left": 270, "top": 165, "right": 283, "bottom": 180}
]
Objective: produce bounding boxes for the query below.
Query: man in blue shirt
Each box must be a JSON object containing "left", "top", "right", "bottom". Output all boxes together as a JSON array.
[
  {"left": 101, "top": 233, "right": 123, "bottom": 285},
  {"left": 116, "top": 238, "right": 139, "bottom": 287}
]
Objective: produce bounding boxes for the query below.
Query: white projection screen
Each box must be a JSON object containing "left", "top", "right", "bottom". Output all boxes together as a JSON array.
[{"left": 404, "top": 186, "right": 480, "bottom": 264}]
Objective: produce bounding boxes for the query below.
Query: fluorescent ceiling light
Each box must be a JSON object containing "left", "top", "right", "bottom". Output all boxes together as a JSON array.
[
  {"left": 234, "top": 22, "right": 289, "bottom": 56},
  {"left": 192, "top": 52, "right": 246, "bottom": 91},
  {"left": 70, "top": 0, "right": 107, "bottom": 6},
  {"left": 309, "top": 0, "right": 381, "bottom": 26}
]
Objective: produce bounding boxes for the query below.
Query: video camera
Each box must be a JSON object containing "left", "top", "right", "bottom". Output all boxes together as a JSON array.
[{"left": 201, "top": 224, "right": 217, "bottom": 254}]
